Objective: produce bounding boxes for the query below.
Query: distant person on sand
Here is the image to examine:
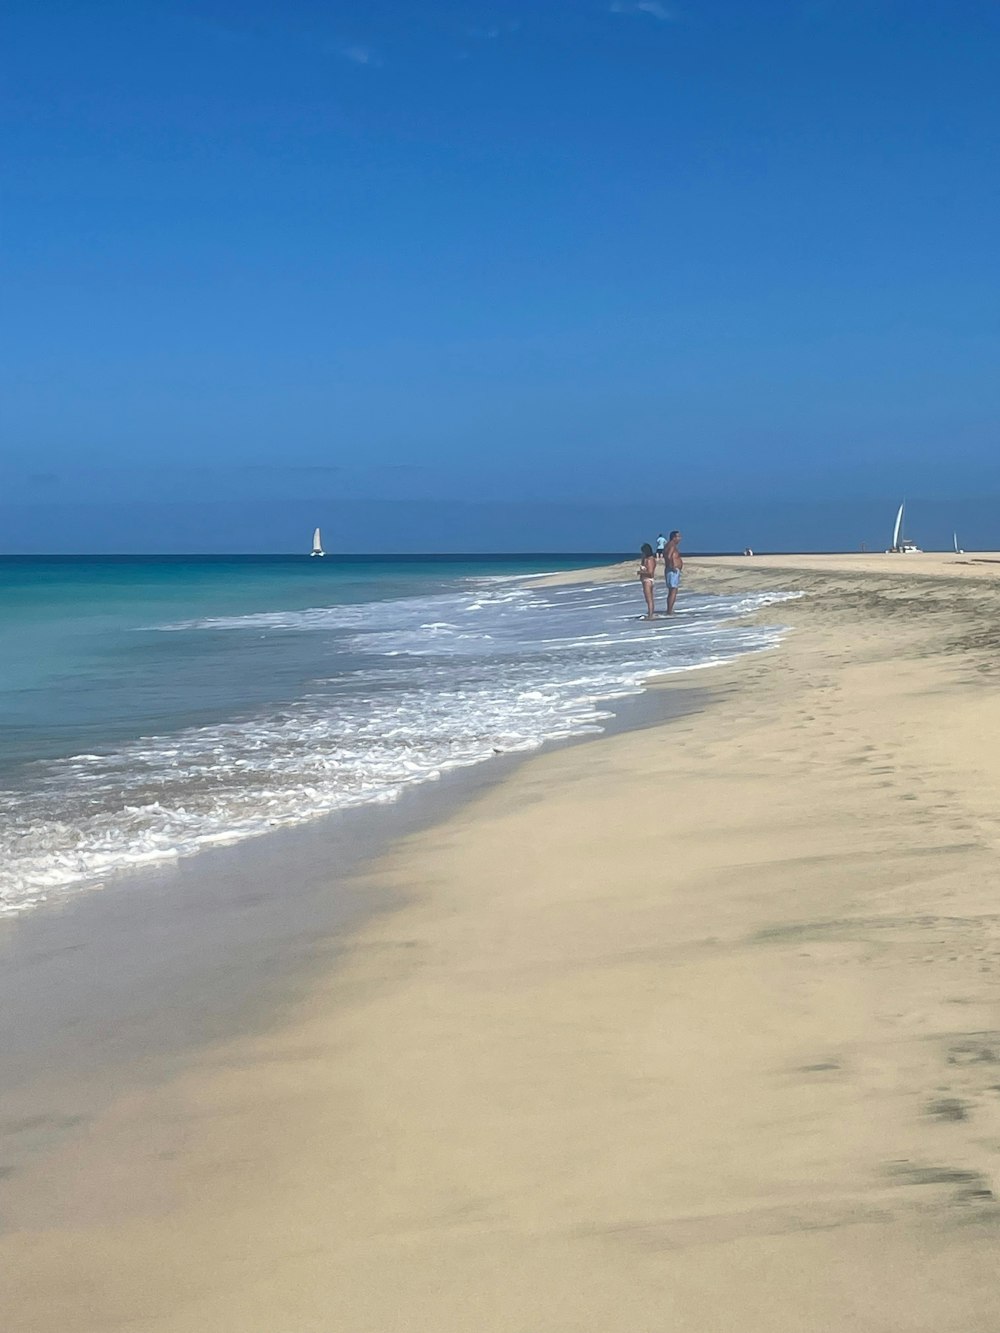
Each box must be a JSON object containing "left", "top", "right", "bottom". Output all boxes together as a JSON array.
[
  {"left": 655, "top": 533, "right": 667, "bottom": 560},
  {"left": 664, "top": 530, "right": 683, "bottom": 615},
  {"left": 637, "top": 543, "right": 657, "bottom": 620}
]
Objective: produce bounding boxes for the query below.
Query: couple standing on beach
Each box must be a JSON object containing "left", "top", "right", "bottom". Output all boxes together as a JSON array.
[{"left": 639, "top": 530, "right": 683, "bottom": 619}]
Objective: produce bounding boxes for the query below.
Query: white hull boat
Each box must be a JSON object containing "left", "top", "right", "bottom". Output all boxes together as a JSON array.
[{"left": 886, "top": 502, "right": 921, "bottom": 553}]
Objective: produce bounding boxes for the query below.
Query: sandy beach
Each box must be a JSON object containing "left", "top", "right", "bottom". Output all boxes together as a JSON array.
[{"left": 4, "top": 553, "right": 1000, "bottom": 1331}]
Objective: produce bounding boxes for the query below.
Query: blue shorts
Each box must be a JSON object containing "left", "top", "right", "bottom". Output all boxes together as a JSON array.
[{"left": 666, "top": 570, "right": 681, "bottom": 589}]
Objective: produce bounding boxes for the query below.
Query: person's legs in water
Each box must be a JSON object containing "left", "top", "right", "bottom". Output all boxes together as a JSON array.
[
  {"left": 666, "top": 569, "right": 681, "bottom": 615},
  {"left": 641, "top": 577, "right": 656, "bottom": 619}
]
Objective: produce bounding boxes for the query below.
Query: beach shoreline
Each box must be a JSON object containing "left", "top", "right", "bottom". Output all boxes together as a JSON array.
[
  {"left": 0, "top": 552, "right": 770, "bottom": 918},
  {"left": 0, "top": 657, "right": 707, "bottom": 1186},
  {"left": 4, "top": 554, "right": 1000, "bottom": 1330}
]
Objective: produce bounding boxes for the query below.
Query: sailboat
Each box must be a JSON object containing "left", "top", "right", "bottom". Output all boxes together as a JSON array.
[
  {"left": 310, "top": 527, "right": 325, "bottom": 558},
  {"left": 886, "top": 501, "right": 921, "bottom": 553},
  {"left": 953, "top": 532, "right": 964, "bottom": 554}
]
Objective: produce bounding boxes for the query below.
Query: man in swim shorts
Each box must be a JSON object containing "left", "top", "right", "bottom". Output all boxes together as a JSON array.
[
  {"left": 655, "top": 533, "right": 667, "bottom": 560},
  {"left": 664, "top": 529, "right": 683, "bottom": 615}
]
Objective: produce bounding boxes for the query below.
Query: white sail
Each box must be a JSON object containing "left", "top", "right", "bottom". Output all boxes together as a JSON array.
[
  {"left": 892, "top": 503, "right": 904, "bottom": 551},
  {"left": 311, "top": 527, "right": 325, "bottom": 557}
]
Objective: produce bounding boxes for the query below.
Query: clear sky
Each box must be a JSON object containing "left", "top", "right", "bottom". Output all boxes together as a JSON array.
[{"left": 3, "top": 0, "right": 998, "bottom": 552}]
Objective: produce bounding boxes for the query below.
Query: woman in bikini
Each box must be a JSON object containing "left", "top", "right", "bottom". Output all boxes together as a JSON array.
[{"left": 637, "top": 542, "right": 657, "bottom": 619}]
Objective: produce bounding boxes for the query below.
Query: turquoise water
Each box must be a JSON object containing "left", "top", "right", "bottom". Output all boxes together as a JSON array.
[
  {"left": 0, "top": 555, "right": 617, "bottom": 768},
  {"left": 0, "top": 554, "right": 794, "bottom": 913}
]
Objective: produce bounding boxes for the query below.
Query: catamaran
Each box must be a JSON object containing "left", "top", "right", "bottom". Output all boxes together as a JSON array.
[
  {"left": 310, "top": 527, "right": 325, "bottom": 558},
  {"left": 953, "top": 532, "right": 964, "bottom": 554},
  {"left": 886, "top": 502, "right": 921, "bottom": 553}
]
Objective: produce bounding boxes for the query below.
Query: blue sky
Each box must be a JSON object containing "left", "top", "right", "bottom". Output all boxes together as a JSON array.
[{"left": 2, "top": 0, "right": 998, "bottom": 551}]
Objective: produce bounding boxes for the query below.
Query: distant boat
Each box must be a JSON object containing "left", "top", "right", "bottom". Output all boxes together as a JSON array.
[
  {"left": 953, "top": 532, "right": 964, "bottom": 554},
  {"left": 310, "top": 527, "right": 325, "bottom": 558},
  {"left": 887, "top": 501, "right": 921, "bottom": 553}
]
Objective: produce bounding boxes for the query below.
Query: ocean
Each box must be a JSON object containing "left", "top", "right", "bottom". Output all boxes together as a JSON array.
[{"left": 0, "top": 555, "right": 794, "bottom": 915}]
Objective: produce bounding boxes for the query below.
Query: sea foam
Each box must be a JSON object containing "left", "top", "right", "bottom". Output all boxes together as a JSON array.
[{"left": 0, "top": 576, "right": 798, "bottom": 914}]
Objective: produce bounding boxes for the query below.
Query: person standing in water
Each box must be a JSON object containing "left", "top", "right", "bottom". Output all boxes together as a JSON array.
[
  {"left": 664, "top": 529, "right": 683, "bottom": 615},
  {"left": 637, "top": 543, "right": 657, "bottom": 620}
]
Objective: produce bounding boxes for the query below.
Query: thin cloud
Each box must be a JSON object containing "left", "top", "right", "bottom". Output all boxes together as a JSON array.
[
  {"left": 610, "top": 1, "right": 676, "bottom": 20},
  {"left": 333, "top": 42, "right": 382, "bottom": 67},
  {"left": 241, "top": 465, "right": 345, "bottom": 476},
  {"left": 466, "top": 21, "right": 521, "bottom": 40}
]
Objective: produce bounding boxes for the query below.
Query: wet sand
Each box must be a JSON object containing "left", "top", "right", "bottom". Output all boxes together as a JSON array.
[
  {"left": 4, "top": 554, "right": 1000, "bottom": 1330},
  {"left": 0, "top": 683, "right": 691, "bottom": 1179}
]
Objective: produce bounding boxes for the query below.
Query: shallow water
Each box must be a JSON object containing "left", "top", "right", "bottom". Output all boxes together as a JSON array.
[{"left": 0, "top": 554, "right": 795, "bottom": 913}]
